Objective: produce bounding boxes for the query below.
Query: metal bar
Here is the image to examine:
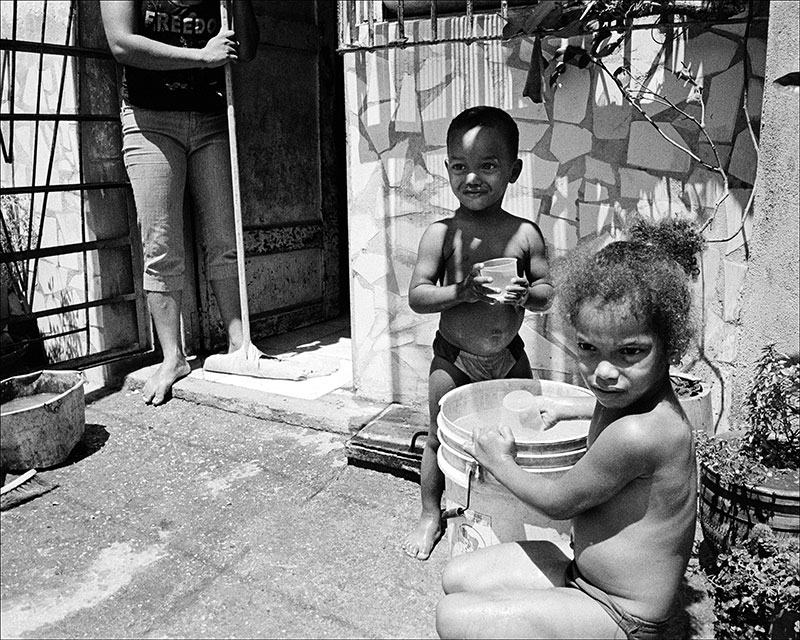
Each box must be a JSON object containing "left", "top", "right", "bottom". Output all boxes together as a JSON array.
[
  {"left": 337, "top": 1, "right": 345, "bottom": 50},
  {"left": 79, "top": 5, "right": 91, "bottom": 362},
  {"left": 430, "top": 0, "right": 438, "bottom": 41},
  {"left": 367, "top": 0, "right": 375, "bottom": 48},
  {"left": 0, "top": 181, "right": 130, "bottom": 196},
  {"left": 0, "top": 236, "right": 132, "bottom": 264},
  {"left": 45, "top": 344, "right": 147, "bottom": 372},
  {"left": 28, "top": 1, "right": 77, "bottom": 311},
  {"left": 15, "top": 324, "right": 87, "bottom": 344},
  {"left": 441, "top": 461, "right": 478, "bottom": 519},
  {"left": 4, "top": 293, "right": 138, "bottom": 325},
  {"left": 0, "top": 114, "right": 118, "bottom": 122},
  {"left": 337, "top": 15, "right": 767, "bottom": 54},
  {"left": 348, "top": 0, "right": 357, "bottom": 46},
  {"left": 1, "top": 52, "right": 14, "bottom": 163},
  {"left": 339, "top": 33, "right": 507, "bottom": 53},
  {"left": 8, "top": 342, "right": 147, "bottom": 373},
  {"left": 8, "top": 3, "right": 18, "bottom": 162},
  {"left": 0, "top": 38, "right": 112, "bottom": 59},
  {"left": 26, "top": 0, "right": 49, "bottom": 258},
  {"left": 397, "top": 0, "right": 405, "bottom": 42}
]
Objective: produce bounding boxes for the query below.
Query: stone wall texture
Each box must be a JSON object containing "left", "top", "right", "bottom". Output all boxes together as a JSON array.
[
  {"left": 732, "top": 1, "right": 800, "bottom": 419},
  {"left": 342, "top": 10, "right": 781, "bottom": 430}
]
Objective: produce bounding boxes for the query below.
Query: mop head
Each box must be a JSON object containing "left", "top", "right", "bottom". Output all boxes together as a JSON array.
[
  {"left": 1, "top": 470, "right": 58, "bottom": 511},
  {"left": 202, "top": 343, "right": 337, "bottom": 380}
]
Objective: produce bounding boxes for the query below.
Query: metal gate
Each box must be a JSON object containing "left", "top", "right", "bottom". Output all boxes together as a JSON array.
[{"left": 1, "top": 0, "right": 149, "bottom": 377}]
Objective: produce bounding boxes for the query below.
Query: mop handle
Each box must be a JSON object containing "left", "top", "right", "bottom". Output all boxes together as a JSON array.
[{"left": 220, "top": 0, "right": 251, "bottom": 345}]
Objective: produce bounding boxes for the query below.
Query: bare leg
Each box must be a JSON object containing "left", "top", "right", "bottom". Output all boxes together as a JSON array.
[
  {"left": 210, "top": 277, "right": 243, "bottom": 352},
  {"left": 436, "top": 587, "right": 625, "bottom": 639},
  {"left": 442, "top": 541, "right": 572, "bottom": 594},
  {"left": 403, "top": 365, "right": 466, "bottom": 561},
  {"left": 142, "top": 290, "right": 191, "bottom": 405},
  {"left": 436, "top": 542, "right": 624, "bottom": 639},
  {"left": 403, "top": 437, "right": 446, "bottom": 560}
]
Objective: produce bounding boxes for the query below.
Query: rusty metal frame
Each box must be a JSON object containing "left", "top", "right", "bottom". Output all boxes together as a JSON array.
[
  {"left": 336, "top": 0, "right": 765, "bottom": 53},
  {"left": 1, "top": 0, "right": 148, "bottom": 373},
  {"left": 338, "top": 0, "right": 511, "bottom": 52}
]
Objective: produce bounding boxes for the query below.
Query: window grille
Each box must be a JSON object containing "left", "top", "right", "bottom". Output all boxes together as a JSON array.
[
  {"left": 337, "top": 1, "right": 766, "bottom": 53},
  {"left": 1, "top": 0, "right": 148, "bottom": 375},
  {"left": 337, "top": 0, "right": 516, "bottom": 52}
]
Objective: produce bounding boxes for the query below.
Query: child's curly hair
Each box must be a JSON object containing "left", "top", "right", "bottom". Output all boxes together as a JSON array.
[{"left": 556, "top": 217, "right": 706, "bottom": 358}]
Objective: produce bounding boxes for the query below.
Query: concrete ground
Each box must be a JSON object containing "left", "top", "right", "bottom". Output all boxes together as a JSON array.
[{"left": 0, "top": 318, "right": 717, "bottom": 638}]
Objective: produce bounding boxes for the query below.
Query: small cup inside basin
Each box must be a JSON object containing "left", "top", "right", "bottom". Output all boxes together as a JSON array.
[{"left": 439, "top": 379, "right": 592, "bottom": 444}]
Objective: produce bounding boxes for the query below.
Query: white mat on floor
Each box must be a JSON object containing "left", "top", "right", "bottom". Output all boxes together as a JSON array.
[{"left": 195, "top": 355, "right": 351, "bottom": 400}]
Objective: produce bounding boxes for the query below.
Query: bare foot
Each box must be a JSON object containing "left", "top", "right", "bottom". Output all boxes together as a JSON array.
[
  {"left": 403, "top": 512, "right": 443, "bottom": 561},
  {"left": 142, "top": 358, "right": 191, "bottom": 406}
]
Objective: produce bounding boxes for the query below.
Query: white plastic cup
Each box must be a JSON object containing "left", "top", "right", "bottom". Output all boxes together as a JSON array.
[
  {"left": 500, "top": 389, "right": 546, "bottom": 436},
  {"left": 480, "top": 258, "right": 518, "bottom": 301}
]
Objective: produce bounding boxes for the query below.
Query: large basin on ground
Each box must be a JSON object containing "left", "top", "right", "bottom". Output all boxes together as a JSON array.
[{"left": 1, "top": 370, "right": 85, "bottom": 471}]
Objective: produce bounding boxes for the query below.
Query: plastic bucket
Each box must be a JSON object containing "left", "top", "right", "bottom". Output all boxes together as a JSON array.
[
  {"left": 438, "top": 379, "right": 593, "bottom": 557},
  {"left": 1, "top": 370, "right": 85, "bottom": 471}
]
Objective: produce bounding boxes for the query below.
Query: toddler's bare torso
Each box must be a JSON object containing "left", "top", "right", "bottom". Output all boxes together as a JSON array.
[{"left": 438, "top": 212, "right": 530, "bottom": 356}]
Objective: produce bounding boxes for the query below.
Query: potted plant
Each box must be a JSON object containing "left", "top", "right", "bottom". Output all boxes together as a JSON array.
[
  {"left": 695, "top": 344, "right": 800, "bottom": 554},
  {"left": 708, "top": 523, "right": 800, "bottom": 640}
]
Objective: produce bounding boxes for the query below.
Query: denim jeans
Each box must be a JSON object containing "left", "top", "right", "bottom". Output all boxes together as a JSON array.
[{"left": 121, "top": 105, "right": 237, "bottom": 292}]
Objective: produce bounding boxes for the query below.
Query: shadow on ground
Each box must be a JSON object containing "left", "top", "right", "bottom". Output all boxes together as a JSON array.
[{"left": 58, "top": 423, "right": 110, "bottom": 467}]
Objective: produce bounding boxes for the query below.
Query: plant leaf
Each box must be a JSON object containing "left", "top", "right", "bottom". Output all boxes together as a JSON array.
[
  {"left": 523, "top": 36, "right": 544, "bottom": 104},
  {"left": 590, "top": 28, "right": 612, "bottom": 56},
  {"left": 523, "top": 1, "right": 563, "bottom": 33},
  {"left": 550, "top": 62, "right": 566, "bottom": 88}
]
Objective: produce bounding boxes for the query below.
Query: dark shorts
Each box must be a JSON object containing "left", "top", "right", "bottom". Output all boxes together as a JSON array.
[
  {"left": 430, "top": 331, "right": 532, "bottom": 385},
  {"left": 565, "top": 561, "right": 671, "bottom": 640}
]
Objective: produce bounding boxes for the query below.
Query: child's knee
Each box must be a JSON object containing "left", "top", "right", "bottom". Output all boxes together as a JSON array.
[{"left": 441, "top": 555, "right": 471, "bottom": 594}]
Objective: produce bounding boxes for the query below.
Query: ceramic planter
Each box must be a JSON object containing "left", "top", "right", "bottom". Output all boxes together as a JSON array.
[{"left": 699, "top": 461, "right": 800, "bottom": 554}]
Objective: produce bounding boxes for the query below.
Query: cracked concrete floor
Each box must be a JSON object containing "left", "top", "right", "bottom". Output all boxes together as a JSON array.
[
  {"left": 0, "top": 385, "right": 716, "bottom": 639},
  {"left": 0, "top": 390, "right": 447, "bottom": 639}
]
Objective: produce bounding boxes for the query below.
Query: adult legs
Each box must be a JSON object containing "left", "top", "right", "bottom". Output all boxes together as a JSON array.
[
  {"left": 403, "top": 356, "right": 470, "bottom": 560},
  {"left": 187, "top": 113, "right": 243, "bottom": 353},
  {"left": 121, "top": 107, "right": 192, "bottom": 405},
  {"left": 209, "top": 278, "right": 243, "bottom": 353},
  {"left": 143, "top": 290, "right": 191, "bottom": 405}
]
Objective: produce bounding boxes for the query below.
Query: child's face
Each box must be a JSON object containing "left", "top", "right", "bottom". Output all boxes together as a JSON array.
[
  {"left": 573, "top": 299, "right": 668, "bottom": 410},
  {"left": 445, "top": 125, "right": 522, "bottom": 214}
]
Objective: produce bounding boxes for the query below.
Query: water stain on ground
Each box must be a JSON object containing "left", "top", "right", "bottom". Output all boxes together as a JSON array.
[{"left": 0, "top": 541, "right": 166, "bottom": 638}]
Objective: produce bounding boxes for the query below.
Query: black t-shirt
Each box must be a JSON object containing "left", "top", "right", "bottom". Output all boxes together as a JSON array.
[{"left": 121, "top": 0, "right": 226, "bottom": 112}]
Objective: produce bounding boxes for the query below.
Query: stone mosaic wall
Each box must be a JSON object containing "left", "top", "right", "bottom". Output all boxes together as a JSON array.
[{"left": 343, "top": 13, "right": 766, "bottom": 426}]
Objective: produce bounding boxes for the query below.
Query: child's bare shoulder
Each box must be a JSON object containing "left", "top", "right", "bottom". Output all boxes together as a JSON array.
[
  {"left": 605, "top": 404, "right": 692, "bottom": 459},
  {"left": 504, "top": 213, "right": 547, "bottom": 254},
  {"left": 419, "top": 217, "right": 453, "bottom": 240},
  {"left": 502, "top": 211, "right": 544, "bottom": 234}
]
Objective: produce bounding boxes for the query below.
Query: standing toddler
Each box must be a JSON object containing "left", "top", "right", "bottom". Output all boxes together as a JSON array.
[{"left": 403, "top": 106, "right": 554, "bottom": 560}]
